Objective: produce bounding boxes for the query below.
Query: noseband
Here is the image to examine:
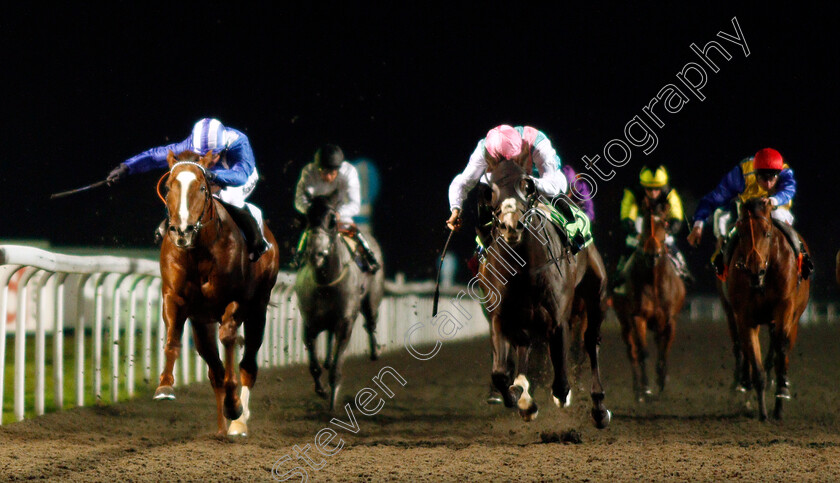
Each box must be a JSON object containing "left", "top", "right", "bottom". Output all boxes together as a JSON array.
[{"left": 167, "top": 161, "right": 216, "bottom": 241}]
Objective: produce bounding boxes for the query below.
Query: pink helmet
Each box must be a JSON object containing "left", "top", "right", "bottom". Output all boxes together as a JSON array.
[{"left": 484, "top": 125, "right": 523, "bottom": 161}]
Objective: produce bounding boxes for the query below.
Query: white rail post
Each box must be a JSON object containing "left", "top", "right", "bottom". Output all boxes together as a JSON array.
[
  {"left": 144, "top": 278, "right": 160, "bottom": 385},
  {"left": 126, "top": 276, "right": 150, "bottom": 398},
  {"left": 92, "top": 273, "right": 109, "bottom": 403},
  {"left": 15, "top": 267, "right": 41, "bottom": 421},
  {"left": 0, "top": 264, "right": 22, "bottom": 425},
  {"left": 110, "top": 274, "right": 131, "bottom": 403},
  {"left": 53, "top": 272, "right": 69, "bottom": 410},
  {"left": 75, "top": 274, "right": 92, "bottom": 407},
  {"left": 35, "top": 270, "right": 53, "bottom": 416}
]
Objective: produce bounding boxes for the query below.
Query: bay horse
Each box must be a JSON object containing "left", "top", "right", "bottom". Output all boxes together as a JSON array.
[
  {"left": 613, "top": 196, "right": 685, "bottom": 401},
  {"left": 724, "top": 198, "right": 810, "bottom": 420},
  {"left": 294, "top": 193, "right": 384, "bottom": 411},
  {"left": 156, "top": 150, "right": 279, "bottom": 437},
  {"left": 479, "top": 159, "right": 610, "bottom": 428}
]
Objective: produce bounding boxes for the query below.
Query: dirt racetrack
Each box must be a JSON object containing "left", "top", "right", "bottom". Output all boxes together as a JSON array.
[{"left": 1, "top": 319, "right": 838, "bottom": 482}]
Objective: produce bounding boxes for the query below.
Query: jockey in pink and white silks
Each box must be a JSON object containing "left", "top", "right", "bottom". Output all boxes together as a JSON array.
[
  {"left": 446, "top": 125, "right": 568, "bottom": 249},
  {"left": 106, "top": 118, "right": 271, "bottom": 261},
  {"left": 294, "top": 144, "right": 380, "bottom": 273}
]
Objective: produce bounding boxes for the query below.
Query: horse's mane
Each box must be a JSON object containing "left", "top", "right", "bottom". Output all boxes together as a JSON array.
[
  {"left": 741, "top": 198, "right": 771, "bottom": 219},
  {"left": 492, "top": 159, "right": 525, "bottom": 185}
]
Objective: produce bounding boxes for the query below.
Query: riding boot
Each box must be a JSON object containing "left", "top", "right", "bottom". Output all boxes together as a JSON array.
[
  {"left": 220, "top": 201, "right": 272, "bottom": 262},
  {"left": 354, "top": 231, "right": 380, "bottom": 273},
  {"left": 668, "top": 245, "right": 694, "bottom": 284},
  {"left": 713, "top": 233, "right": 738, "bottom": 277},
  {"left": 773, "top": 220, "right": 814, "bottom": 280},
  {"left": 153, "top": 219, "right": 167, "bottom": 245},
  {"left": 292, "top": 231, "right": 308, "bottom": 269}
]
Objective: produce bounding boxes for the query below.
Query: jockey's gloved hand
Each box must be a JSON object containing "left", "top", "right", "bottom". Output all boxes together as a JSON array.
[
  {"left": 621, "top": 218, "right": 638, "bottom": 236},
  {"left": 106, "top": 164, "right": 129, "bottom": 185}
]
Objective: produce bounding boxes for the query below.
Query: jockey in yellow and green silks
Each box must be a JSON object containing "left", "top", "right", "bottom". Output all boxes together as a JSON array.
[
  {"left": 613, "top": 165, "right": 692, "bottom": 294},
  {"left": 687, "top": 147, "right": 812, "bottom": 279}
]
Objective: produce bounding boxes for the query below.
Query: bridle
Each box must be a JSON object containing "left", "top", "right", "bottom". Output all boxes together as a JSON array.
[
  {"left": 307, "top": 206, "right": 352, "bottom": 287},
  {"left": 162, "top": 161, "right": 218, "bottom": 245},
  {"left": 733, "top": 210, "right": 772, "bottom": 280}
]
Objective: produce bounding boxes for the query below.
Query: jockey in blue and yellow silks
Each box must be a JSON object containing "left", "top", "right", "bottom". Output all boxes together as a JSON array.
[
  {"left": 687, "top": 147, "right": 813, "bottom": 279},
  {"left": 613, "top": 165, "right": 692, "bottom": 294}
]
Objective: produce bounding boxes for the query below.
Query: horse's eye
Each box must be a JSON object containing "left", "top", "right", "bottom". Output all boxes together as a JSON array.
[
  {"left": 766, "top": 232, "right": 772, "bottom": 238},
  {"left": 200, "top": 186, "right": 206, "bottom": 192}
]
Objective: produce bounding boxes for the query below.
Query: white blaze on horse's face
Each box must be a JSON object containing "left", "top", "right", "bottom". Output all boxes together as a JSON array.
[
  {"left": 175, "top": 171, "right": 197, "bottom": 232},
  {"left": 498, "top": 198, "right": 524, "bottom": 244}
]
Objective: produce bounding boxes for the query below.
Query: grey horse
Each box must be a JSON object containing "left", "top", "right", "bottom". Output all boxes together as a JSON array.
[{"left": 294, "top": 193, "right": 384, "bottom": 411}]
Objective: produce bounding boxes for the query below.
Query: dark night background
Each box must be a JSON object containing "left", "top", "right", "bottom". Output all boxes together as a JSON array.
[{"left": 2, "top": 4, "right": 837, "bottom": 299}]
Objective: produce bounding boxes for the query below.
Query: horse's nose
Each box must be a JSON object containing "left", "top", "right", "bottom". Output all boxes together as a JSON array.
[{"left": 176, "top": 237, "right": 187, "bottom": 247}]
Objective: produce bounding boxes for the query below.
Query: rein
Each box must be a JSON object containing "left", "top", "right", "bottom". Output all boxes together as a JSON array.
[{"left": 315, "top": 261, "right": 351, "bottom": 287}]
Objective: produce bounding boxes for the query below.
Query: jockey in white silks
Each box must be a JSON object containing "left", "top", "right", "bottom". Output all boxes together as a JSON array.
[
  {"left": 107, "top": 118, "right": 271, "bottom": 261},
  {"left": 294, "top": 144, "right": 380, "bottom": 273}
]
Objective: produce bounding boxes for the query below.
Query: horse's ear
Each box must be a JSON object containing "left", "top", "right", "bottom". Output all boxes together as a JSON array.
[
  {"left": 199, "top": 150, "right": 218, "bottom": 169},
  {"left": 166, "top": 150, "right": 177, "bottom": 168}
]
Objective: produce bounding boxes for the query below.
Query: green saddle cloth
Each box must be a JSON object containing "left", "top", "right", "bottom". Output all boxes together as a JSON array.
[{"left": 539, "top": 202, "right": 593, "bottom": 252}]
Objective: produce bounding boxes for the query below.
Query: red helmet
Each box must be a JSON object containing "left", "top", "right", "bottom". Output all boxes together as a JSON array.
[
  {"left": 485, "top": 125, "right": 523, "bottom": 161},
  {"left": 753, "top": 148, "right": 784, "bottom": 170}
]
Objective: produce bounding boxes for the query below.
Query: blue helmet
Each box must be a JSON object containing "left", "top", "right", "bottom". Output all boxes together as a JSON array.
[{"left": 190, "top": 118, "right": 227, "bottom": 154}]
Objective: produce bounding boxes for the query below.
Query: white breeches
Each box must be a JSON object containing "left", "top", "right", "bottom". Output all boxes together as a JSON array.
[
  {"left": 713, "top": 206, "right": 793, "bottom": 239},
  {"left": 218, "top": 168, "right": 263, "bottom": 231}
]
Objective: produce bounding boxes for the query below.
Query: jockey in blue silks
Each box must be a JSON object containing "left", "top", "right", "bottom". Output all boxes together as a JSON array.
[{"left": 106, "top": 118, "right": 271, "bottom": 261}]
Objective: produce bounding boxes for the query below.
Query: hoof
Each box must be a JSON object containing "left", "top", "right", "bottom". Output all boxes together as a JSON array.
[
  {"left": 227, "top": 420, "right": 248, "bottom": 437},
  {"left": 315, "top": 386, "right": 328, "bottom": 399},
  {"left": 734, "top": 385, "right": 747, "bottom": 393},
  {"left": 519, "top": 406, "right": 539, "bottom": 422},
  {"left": 224, "top": 402, "right": 243, "bottom": 421},
  {"left": 552, "top": 390, "right": 572, "bottom": 408},
  {"left": 153, "top": 386, "right": 175, "bottom": 400},
  {"left": 592, "top": 409, "right": 611, "bottom": 429},
  {"left": 370, "top": 345, "right": 381, "bottom": 361},
  {"left": 776, "top": 388, "right": 791, "bottom": 400},
  {"left": 486, "top": 392, "right": 504, "bottom": 405}
]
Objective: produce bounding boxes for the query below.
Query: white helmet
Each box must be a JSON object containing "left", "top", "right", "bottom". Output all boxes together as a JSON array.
[{"left": 190, "top": 118, "right": 227, "bottom": 154}]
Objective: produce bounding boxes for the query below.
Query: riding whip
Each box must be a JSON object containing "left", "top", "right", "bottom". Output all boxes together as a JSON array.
[
  {"left": 432, "top": 229, "right": 455, "bottom": 317},
  {"left": 50, "top": 179, "right": 109, "bottom": 200}
]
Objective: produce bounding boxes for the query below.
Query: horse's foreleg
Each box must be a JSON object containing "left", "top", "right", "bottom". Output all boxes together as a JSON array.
[
  {"left": 633, "top": 315, "right": 651, "bottom": 399},
  {"left": 191, "top": 321, "right": 226, "bottom": 436},
  {"left": 305, "top": 325, "right": 327, "bottom": 399},
  {"left": 328, "top": 322, "right": 352, "bottom": 412},
  {"left": 740, "top": 324, "right": 767, "bottom": 421},
  {"left": 490, "top": 317, "right": 516, "bottom": 408},
  {"left": 655, "top": 316, "right": 676, "bottom": 393},
  {"left": 155, "top": 294, "right": 186, "bottom": 400},
  {"left": 548, "top": 321, "right": 571, "bottom": 411},
  {"left": 582, "top": 286, "right": 610, "bottom": 428},
  {"left": 323, "top": 331, "right": 334, "bottom": 370},
  {"left": 228, "top": 308, "right": 267, "bottom": 437},
  {"left": 219, "top": 301, "right": 243, "bottom": 421},
  {"left": 509, "top": 345, "right": 538, "bottom": 422},
  {"left": 772, "top": 305, "right": 796, "bottom": 420}
]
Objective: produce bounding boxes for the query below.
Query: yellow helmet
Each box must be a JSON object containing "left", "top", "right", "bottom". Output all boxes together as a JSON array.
[{"left": 639, "top": 165, "right": 669, "bottom": 188}]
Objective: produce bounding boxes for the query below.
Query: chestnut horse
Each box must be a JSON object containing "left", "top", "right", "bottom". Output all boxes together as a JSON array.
[
  {"left": 156, "top": 151, "right": 279, "bottom": 436},
  {"left": 613, "top": 197, "right": 685, "bottom": 401},
  {"left": 724, "top": 198, "right": 810, "bottom": 420},
  {"left": 480, "top": 160, "right": 610, "bottom": 428}
]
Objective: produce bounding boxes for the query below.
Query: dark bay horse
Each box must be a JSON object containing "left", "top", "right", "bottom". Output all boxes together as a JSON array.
[
  {"left": 479, "top": 160, "right": 610, "bottom": 428},
  {"left": 724, "top": 198, "right": 810, "bottom": 420},
  {"left": 294, "top": 193, "right": 384, "bottom": 411},
  {"left": 156, "top": 151, "right": 279, "bottom": 437},
  {"left": 613, "top": 197, "right": 685, "bottom": 401}
]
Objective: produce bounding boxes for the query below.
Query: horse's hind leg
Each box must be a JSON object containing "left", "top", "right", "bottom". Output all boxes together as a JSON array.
[
  {"left": 305, "top": 325, "right": 327, "bottom": 399},
  {"left": 191, "top": 321, "right": 227, "bottom": 436},
  {"left": 155, "top": 296, "right": 186, "bottom": 400},
  {"left": 228, "top": 306, "right": 267, "bottom": 437},
  {"left": 328, "top": 321, "right": 352, "bottom": 412},
  {"left": 219, "top": 301, "right": 244, "bottom": 422},
  {"left": 633, "top": 315, "right": 652, "bottom": 399},
  {"left": 360, "top": 296, "right": 381, "bottom": 361}
]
